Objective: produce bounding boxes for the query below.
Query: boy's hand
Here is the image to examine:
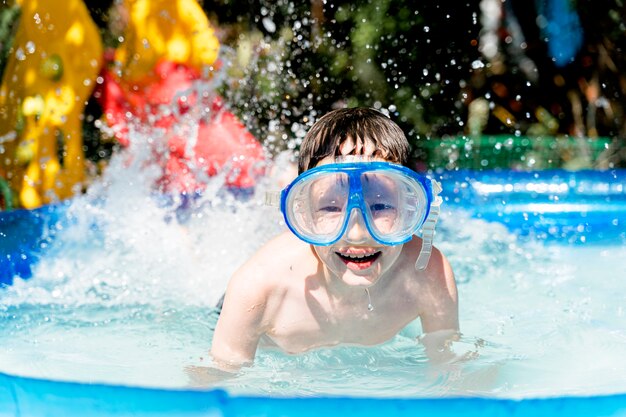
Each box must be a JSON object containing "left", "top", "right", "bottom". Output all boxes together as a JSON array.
[{"left": 419, "top": 329, "right": 461, "bottom": 363}]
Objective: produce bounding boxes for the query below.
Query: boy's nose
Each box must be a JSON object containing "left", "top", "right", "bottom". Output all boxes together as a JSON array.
[{"left": 343, "top": 208, "right": 371, "bottom": 244}]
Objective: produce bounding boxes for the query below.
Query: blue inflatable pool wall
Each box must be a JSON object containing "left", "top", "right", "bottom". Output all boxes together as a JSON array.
[
  {"left": 0, "top": 202, "right": 69, "bottom": 286},
  {"left": 1, "top": 169, "right": 626, "bottom": 416},
  {"left": 1, "top": 371, "right": 626, "bottom": 417},
  {"left": 440, "top": 169, "right": 626, "bottom": 243}
]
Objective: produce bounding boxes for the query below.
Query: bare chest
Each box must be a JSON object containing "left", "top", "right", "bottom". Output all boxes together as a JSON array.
[{"left": 264, "top": 295, "right": 420, "bottom": 354}]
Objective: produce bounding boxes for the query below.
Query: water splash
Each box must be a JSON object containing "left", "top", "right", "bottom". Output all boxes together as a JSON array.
[{"left": 1, "top": 94, "right": 285, "bottom": 309}]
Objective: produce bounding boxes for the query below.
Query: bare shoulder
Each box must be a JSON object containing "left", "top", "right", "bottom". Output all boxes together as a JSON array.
[
  {"left": 403, "top": 237, "right": 456, "bottom": 293},
  {"left": 226, "top": 231, "right": 313, "bottom": 304},
  {"left": 424, "top": 245, "right": 456, "bottom": 296},
  {"left": 237, "top": 231, "right": 312, "bottom": 277},
  {"left": 401, "top": 237, "right": 459, "bottom": 332},
  {"left": 212, "top": 232, "right": 312, "bottom": 368}
]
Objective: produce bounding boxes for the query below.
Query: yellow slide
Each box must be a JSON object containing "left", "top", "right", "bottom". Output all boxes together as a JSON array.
[
  {"left": 112, "top": 0, "right": 220, "bottom": 83},
  {"left": 0, "top": 0, "right": 103, "bottom": 209}
]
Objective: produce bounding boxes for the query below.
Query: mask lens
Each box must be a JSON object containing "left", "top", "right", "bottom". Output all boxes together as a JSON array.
[
  {"left": 282, "top": 162, "right": 432, "bottom": 246},
  {"left": 361, "top": 170, "right": 428, "bottom": 242},
  {"left": 286, "top": 172, "right": 349, "bottom": 243}
]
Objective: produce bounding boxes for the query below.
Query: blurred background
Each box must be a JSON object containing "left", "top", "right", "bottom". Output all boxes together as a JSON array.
[{"left": 0, "top": 0, "right": 625, "bottom": 210}]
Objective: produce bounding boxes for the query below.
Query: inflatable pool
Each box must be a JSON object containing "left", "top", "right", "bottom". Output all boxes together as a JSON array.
[
  {"left": 1, "top": 169, "right": 625, "bottom": 416},
  {"left": 1, "top": 371, "right": 626, "bottom": 417}
]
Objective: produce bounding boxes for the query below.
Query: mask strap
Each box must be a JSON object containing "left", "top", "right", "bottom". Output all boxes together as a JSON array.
[
  {"left": 265, "top": 190, "right": 281, "bottom": 208},
  {"left": 415, "top": 179, "right": 443, "bottom": 270}
]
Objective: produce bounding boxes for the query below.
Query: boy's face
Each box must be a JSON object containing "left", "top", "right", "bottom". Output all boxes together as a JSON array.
[{"left": 311, "top": 149, "right": 404, "bottom": 288}]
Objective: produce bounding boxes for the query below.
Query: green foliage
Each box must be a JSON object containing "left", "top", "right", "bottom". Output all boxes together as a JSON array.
[
  {"left": 208, "top": 0, "right": 482, "bottom": 161},
  {"left": 0, "top": 4, "right": 20, "bottom": 81},
  {"left": 201, "top": 0, "right": 626, "bottom": 168}
]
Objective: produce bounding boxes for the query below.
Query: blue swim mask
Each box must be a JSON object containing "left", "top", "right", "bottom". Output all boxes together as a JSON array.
[{"left": 266, "top": 156, "right": 442, "bottom": 270}]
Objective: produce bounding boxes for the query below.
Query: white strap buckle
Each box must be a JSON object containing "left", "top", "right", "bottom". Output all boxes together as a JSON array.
[
  {"left": 415, "top": 179, "right": 442, "bottom": 270},
  {"left": 264, "top": 191, "right": 281, "bottom": 208}
]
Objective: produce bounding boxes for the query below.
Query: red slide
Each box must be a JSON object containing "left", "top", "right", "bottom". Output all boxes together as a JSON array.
[{"left": 96, "top": 59, "right": 266, "bottom": 193}]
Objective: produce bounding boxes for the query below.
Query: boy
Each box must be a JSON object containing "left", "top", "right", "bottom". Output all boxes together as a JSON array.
[{"left": 208, "top": 108, "right": 458, "bottom": 373}]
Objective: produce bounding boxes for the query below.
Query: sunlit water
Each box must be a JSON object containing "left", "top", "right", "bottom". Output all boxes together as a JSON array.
[{"left": 1, "top": 127, "right": 625, "bottom": 399}]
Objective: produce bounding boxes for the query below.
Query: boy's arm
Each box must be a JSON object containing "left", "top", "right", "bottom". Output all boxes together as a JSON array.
[
  {"left": 417, "top": 248, "right": 460, "bottom": 362},
  {"left": 210, "top": 266, "right": 270, "bottom": 372}
]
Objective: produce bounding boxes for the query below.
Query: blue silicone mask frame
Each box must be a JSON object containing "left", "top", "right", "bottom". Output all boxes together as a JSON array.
[{"left": 266, "top": 158, "right": 443, "bottom": 270}]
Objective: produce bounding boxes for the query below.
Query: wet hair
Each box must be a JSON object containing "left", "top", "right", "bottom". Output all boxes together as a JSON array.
[{"left": 297, "top": 108, "right": 410, "bottom": 174}]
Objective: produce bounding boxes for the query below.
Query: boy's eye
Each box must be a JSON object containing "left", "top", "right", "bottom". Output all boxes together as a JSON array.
[
  {"left": 319, "top": 205, "right": 342, "bottom": 213},
  {"left": 370, "top": 203, "right": 394, "bottom": 212}
]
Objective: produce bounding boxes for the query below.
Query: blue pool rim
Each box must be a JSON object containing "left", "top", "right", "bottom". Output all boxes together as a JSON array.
[
  {"left": 2, "top": 371, "right": 626, "bottom": 417},
  {"left": 1, "top": 169, "right": 626, "bottom": 416}
]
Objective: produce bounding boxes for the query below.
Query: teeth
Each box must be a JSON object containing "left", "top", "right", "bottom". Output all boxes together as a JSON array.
[{"left": 343, "top": 253, "right": 375, "bottom": 259}]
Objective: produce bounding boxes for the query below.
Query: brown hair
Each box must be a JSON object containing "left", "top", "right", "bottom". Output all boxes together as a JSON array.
[{"left": 297, "top": 108, "right": 410, "bottom": 173}]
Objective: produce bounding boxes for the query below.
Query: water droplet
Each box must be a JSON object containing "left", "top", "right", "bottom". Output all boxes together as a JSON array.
[
  {"left": 15, "top": 48, "right": 26, "bottom": 61},
  {"left": 262, "top": 17, "right": 276, "bottom": 33},
  {"left": 25, "top": 41, "right": 36, "bottom": 54}
]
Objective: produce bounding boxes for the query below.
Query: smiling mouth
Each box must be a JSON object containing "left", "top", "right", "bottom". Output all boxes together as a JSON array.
[{"left": 336, "top": 251, "right": 381, "bottom": 268}]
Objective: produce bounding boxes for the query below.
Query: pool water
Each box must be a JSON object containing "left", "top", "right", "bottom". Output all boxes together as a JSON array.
[{"left": 1, "top": 143, "right": 625, "bottom": 399}]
